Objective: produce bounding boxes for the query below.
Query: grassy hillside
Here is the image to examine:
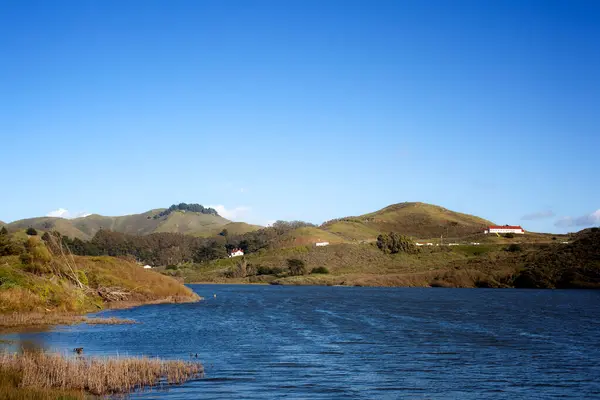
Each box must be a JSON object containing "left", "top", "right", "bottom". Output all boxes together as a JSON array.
[
  {"left": 208, "top": 222, "right": 263, "bottom": 237},
  {"left": 164, "top": 242, "right": 512, "bottom": 287},
  {"left": 153, "top": 211, "right": 230, "bottom": 236},
  {"left": 166, "top": 228, "right": 600, "bottom": 289},
  {"left": 276, "top": 227, "right": 347, "bottom": 247},
  {"left": 0, "top": 232, "right": 199, "bottom": 317},
  {"left": 6, "top": 206, "right": 261, "bottom": 239},
  {"left": 6, "top": 217, "right": 91, "bottom": 240},
  {"left": 322, "top": 202, "right": 494, "bottom": 241},
  {"left": 71, "top": 209, "right": 165, "bottom": 237}
]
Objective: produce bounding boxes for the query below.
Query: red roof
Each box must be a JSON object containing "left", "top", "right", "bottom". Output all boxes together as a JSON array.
[{"left": 488, "top": 225, "right": 524, "bottom": 230}]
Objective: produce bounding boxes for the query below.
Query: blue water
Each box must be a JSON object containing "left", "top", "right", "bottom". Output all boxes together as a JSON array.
[{"left": 3, "top": 285, "right": 600, "bottom": 399}]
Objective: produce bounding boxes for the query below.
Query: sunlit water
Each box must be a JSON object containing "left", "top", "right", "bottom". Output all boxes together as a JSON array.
[{"left": 2, "top": 285, "right": 600, "bottom": 399}]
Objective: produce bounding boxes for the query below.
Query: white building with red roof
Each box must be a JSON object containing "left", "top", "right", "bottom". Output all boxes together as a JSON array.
[
  {"left": 228, "top": 248, "right": 245, "bottom": 258},
  {"left": 484, "top": 225, "right": 525, "bottom": 234}
]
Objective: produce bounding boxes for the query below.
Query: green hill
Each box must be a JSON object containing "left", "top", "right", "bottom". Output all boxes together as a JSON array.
[
  {"left": 6, "top": 204, "right": 262, "bottom": 240},
  {"left": 7, "top": 217, "right": 93, "bottom": 240},
  {"left": 322, "top": 202, "right": 494, "bottom": 240}
]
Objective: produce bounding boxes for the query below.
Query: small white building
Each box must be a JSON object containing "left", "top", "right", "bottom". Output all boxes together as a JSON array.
[
  {"left": 315, "top": 242, "right": 329, "bottom": 247},
  {"left": 143, "top": 265, "right": 152, "bottom": 269},
  {"left": 229, "top": 248, "right": 244, "bottom": 258},
  {"left": 484, "top": 225, "right": 525, "bottom": 234}
]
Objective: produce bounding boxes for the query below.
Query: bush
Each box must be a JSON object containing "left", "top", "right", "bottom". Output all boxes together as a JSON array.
[
  {"left": 165, "top": 265, "right": 178, "bottom": 270},
  {"left": 592, "top": 227, "right": 599, "bottom": 233},
  {"left": 256, "top": 266, "right": 284, "bottom": 275},
  {"left": 287, "top": 259, "right": 306, "bottom": 276},
  {"left": 504, "top": 233, "right": 515, "bottom": 239},
  {"left": 26, "top": 227, "right": 38, "bottom": 236},
  {"left": 311, "top": 267, "right": 329, "bottom": 274},
  {"left": 507, "top": 244, "right": 522, "bottom": 252},
  {"left": 256, "top": 266, "right": 285, "bottom": 276},
  {"left": 376, "top": 232, "right": 418, "bottom": 254}
]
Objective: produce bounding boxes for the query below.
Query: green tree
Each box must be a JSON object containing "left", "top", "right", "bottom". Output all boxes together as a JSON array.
[
  {"left": 0, "top": 226, "right": 8, "bottom": 235},
  {"left": 377, "top": 232, "right": 418, "bottom": 254},
  {"left": 0, "top": 233, "right": 22, "bottom": 256},
  {"left": 287, "top": 258, "right": 306, "bottom": 276},
  {"left": 219, "top": 229, "right": 229, "bottom": 237},
  {"left": 376, "top": 233, "right": 391, "bottom": 254},
  {"left": 26, "top": 227, "right": 38, "bottom": 236}
]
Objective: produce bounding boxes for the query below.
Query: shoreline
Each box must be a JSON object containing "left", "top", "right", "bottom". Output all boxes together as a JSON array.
[{"left": 0, "top": 294, "right": 201, "bottom": 332}]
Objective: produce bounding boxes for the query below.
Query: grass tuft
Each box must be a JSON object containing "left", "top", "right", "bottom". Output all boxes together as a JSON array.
[{"left": 0, "top": 351, "right": 204, "bottom": 396}]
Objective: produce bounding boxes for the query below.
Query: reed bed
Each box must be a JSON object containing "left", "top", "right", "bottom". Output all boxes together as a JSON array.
[
  {"left": 0, "top": 351, "right": 204, "bottom": 395},
  {"left": 0, "top": 313, "right": 136, "bottom": 329}
]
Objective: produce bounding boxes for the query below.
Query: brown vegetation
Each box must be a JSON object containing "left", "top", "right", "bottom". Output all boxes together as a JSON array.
[
  {"left": 0, "top": 313, "right": 136, "bottom": 330},
  {"left": 0, "top": 351, "right": 203, "bottom": 396}
]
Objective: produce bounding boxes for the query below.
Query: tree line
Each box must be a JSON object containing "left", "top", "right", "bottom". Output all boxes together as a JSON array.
[
  {"left": 153, "top": 203, "right": 219, "bottom": 219},
  {"left": 0, "top": 219, "right": 318, "bottom": 266}
]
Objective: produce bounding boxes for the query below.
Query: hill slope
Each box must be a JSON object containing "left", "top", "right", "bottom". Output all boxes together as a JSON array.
[
  {"left": 322, "top": 202, "right": 494, "bottom": 240},
  {"left": 6, "top": 206, "right": 261, "bottom": 239}
]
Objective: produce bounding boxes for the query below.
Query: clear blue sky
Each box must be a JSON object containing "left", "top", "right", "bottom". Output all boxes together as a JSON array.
[{"left": 1, "top": 0, "right": 599, "bottom": 233}]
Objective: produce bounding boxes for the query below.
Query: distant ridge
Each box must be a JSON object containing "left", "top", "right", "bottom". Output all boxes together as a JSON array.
[
  {"left": 6, "top": 201, "right": 495, "bottom": 242},
  {"left": 6, "top": 204, "right": 262, "bottom": 240}
]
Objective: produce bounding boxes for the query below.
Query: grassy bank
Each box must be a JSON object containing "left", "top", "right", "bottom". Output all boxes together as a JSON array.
[
  {"left": 0, "top": 350, "right": 203, "bottom": 398},
  {"left": 162, "top": 242, "right": 519, "bottom": 288},
  {"left": 0, "top": 236, "right": 200, "bottom": 329}
]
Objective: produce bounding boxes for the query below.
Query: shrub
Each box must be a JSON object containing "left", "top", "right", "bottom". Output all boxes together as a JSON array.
[
  {"left": 26, "top": 227, "right": 38, "bottom": 236},
  {"left": 507, "top": 244, "right": 522, "bottom": 252},
  {"left": 311, "top": 267, "right": 329, "bottom": 274},
  {"left": 552, "top": 237, "right": 557, "bottom": 240},
  {"left": 256, "top": 265, "right": 283, "bottom": 275},
  {"left": 592, "top": 227, "right": 599, "bottom": 233},
  {"left": 504, "top": 233, "right": 515, "bottom": 239},
  {"left": 376, "top": 233, "right": 418, "bottom": 254},
  {"left": 287, "top": 259, "right": 306, "bottom": 276},
  {"left": 165, "top": 265, "right": 178, "bottom": 270},
  {"left": 19, "top": 253, "right": 33, "bottom": 265}
]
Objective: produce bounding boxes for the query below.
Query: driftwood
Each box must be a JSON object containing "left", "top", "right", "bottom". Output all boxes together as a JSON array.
[{"left": 97, "top": 287, "right": 131, "bottom": 302}]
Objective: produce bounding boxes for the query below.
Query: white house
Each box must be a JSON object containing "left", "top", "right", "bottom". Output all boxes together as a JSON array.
[
  {"left": 484, "top": 225, "right": 525, "bottom": 234},
  {"left": 143, "top": 265, "right": 152, "bottom": 269},
  {"left": 228, "top": 248, "right": 244, "bottom": 258},
  {"left": 315, "top": 242, "right": 329, "bottom": 247}
]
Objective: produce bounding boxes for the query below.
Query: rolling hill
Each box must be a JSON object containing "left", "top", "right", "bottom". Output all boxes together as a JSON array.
[
  {"left": 321, "top": 202, "right": 494, "bottom": 241},
  {"left": 6, "top": 205, "right": 262, "bottom": 240},
  {"left": 6, "top": 201, "right": 500, "bottom": 243}
]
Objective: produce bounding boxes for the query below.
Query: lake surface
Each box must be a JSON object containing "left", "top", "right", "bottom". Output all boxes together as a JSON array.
[{"left": 3, "top": 285, "right": 600, "bottom": 399}]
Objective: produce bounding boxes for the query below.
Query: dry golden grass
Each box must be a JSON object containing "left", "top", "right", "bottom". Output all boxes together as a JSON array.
[
  {"left": 0, "top": 313, "right": 136, "bottom": 330},
  {"left": 0, "top": 368, "right": 84, "bottom": 400},
  {"left": 0, "top": 254, "right": 200, "bottom": 316},
  {"left": 0, "top": 351, "right": 204, "bottom": 396}
]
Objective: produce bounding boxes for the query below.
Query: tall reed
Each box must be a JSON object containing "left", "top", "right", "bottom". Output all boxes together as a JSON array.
[{"left": 0, "top": 351, "right": 203, "bottom": 395}]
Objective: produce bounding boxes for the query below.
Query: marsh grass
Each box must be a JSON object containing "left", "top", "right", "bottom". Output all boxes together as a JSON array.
[
  {"left": 0, "top": 351, "right": 204, "bottom": 396},
  {"left": 0, "top": 313, "right": 136, "bottom": 329}
]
